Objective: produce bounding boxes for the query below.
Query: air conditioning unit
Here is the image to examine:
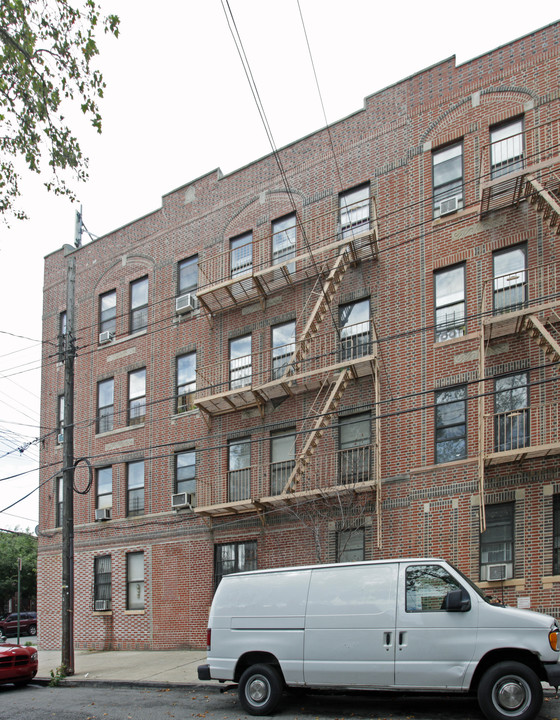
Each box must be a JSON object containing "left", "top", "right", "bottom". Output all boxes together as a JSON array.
[
  {"left": 171, "top": 492, "right": 195, "bottom": 509},
  {"left": 439, "top": 196, "right": 459, "bottom": 216},
  {"left": 176, "top": 293, "right": 195, "bottom": 314},
  {"left": 95, "top": 507, "right": 112, "bottom": 521},
  {"left": 99, "top": 330, "right": 114, "bottom": 344},
  {"left": 57, "top": 433, "right": 64, "bottom": 444},
  {"left": 487, "top": 563, "right": 511, "bottom": 581},
  {"left": 94, "top": 600, "right": 109, "bottom": 612}
]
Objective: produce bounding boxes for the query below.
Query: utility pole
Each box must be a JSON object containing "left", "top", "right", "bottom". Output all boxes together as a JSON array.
[
  {"left": 62, "top": 253, "right": 76, "bottom": 674},
  {"left": 16, "top": 557, "right": 21, "bottom": 645}
]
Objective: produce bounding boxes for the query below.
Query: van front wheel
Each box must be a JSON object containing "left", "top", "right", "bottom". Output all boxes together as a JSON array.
[
  {"left": 238, "top": 663, "right": 283, "bottom": 715},
  {"left": 477, "top": 662, "right": 543, "bottom": 720}
]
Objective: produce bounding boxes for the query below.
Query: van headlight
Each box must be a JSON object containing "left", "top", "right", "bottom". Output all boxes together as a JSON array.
[{"left": 549, "top": 624, "right": 559, "bottom": 651}]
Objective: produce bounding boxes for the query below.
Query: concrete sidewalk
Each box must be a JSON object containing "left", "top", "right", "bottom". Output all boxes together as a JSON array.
[{"left": 36, "top": 647, "right": 211, "bottom": 687}]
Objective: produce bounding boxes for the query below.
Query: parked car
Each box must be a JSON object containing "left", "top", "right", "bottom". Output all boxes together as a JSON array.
[
  {"left": 199, "top": 558, "right": 560, "bottom": 720},
  {"left": 0, "top": 641, "right": 38, "bottom": 687},
  {"left": 0, "top": 612, "right": 37, "bottom": 637}
]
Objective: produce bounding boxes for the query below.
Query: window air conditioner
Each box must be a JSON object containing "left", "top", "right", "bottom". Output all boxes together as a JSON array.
[
  {"left": 99, "top": 331, "right": 114, "bottom": 344},
  {"left": 94, "top": 600, "right": 109, "bottom": 611},
  {"left": 487, "top": 563, "right": 511, "bottom": 581},
  {"left": 171, "top": 492, "right": 195, "bottom": 509},
  {"left": 176, "top": 293, "right": 195, "bottom": 314},
  {"left": 95, "top": 507, "right": 112, "bottom": 521},
  {"left": 439, "top": 196, "right": 459, "bottom": 216}
]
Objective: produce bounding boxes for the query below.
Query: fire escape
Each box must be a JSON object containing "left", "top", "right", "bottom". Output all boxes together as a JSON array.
[
  {"left": 192, "top": 193, "right": 382, "bottom": 544},
  {"left": 478, "top": 119, "right": 560, "bottom": 528}
]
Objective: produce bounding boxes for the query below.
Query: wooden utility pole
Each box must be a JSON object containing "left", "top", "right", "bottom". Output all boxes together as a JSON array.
[{"left": 61, "top": 253, "right": 76, "bottom": 674}]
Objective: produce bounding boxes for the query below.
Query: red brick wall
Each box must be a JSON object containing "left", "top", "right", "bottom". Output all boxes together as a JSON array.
[{"left": 38, "top": 21, "right": 560, "bottom": 649}]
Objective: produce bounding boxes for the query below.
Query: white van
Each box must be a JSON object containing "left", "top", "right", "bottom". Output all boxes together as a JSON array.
[{"left": 198, "top": 558, "right": 560, "bottom": 720}]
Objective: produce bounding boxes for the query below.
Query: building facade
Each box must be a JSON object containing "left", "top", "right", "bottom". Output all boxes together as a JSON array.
[{"left": 38, "top": 22, "right": 560, "bottom": 650}]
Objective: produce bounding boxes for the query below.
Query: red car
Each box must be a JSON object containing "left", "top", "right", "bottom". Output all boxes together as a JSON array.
[
  {"left": 0, "top": 612, "right": 37, "bottom": 637},
  {"left": 0, "top": 641, "right": 38, "bottom": 687}
]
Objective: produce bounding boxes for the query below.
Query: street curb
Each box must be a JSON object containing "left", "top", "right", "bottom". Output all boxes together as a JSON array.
[{"left": 33, "top": 676, "right": 213, "bottom": 691}]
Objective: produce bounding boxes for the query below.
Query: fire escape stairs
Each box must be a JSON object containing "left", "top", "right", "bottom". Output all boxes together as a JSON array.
[
  {"left": 285, "top": 244, "right": 352, "bottom": 377},
  {"left": 282, "top": 367, "right": 353, "bottom": 494},
  {"left": 522, "top": 312, "right": 560, "bottom": 362},
  {"left": 525, "top": 175, "right": 560, "bottom": 236}
]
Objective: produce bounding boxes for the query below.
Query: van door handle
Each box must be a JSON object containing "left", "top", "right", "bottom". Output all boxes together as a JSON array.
[
  {"left": 398, "top": 631, "right": 407, "bottom": 648},
  {"left": 383, "top": 631, "right": 392, "bottom": 649}
]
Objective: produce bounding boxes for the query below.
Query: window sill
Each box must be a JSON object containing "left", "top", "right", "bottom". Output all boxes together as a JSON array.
[
  {"left": 432, "top": 206, "right": 471, "bottom": 226},
  {"left": 123, "top": 610, "right": 145, "bottom": 615},
  {"left": 410, "top": 457, "right": 476, "bottom": 474},
  {"left": 92, "top": 611, "right": 113, "bottom": 616},
  {"left": 96, "top": 423, "right": 145, "bottom": 439},
  {"left": 98, "top": 329, "right": 147, "bottom": 349},
  {"left": 541, "top": 575, "right": 560, "bottom": 587},
  {"left": 432, "top": 331, "right": 479, "bottom": 348},
  {"left": 478, "top": 578, "right": 525, "bottom": 590},
  {"left": 172, "top": 408, "right": 199, "bottom": 419}
]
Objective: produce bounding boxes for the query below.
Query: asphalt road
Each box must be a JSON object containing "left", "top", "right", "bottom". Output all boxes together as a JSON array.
[{"left": 2, "top": 683, "right": 560, "bottom": 720}]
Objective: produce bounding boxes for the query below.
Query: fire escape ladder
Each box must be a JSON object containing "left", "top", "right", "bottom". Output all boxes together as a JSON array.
[
  {"left": 286, "top": 245, "right": 352, "bottom": 376},
  {"left": 282, "top": 367, "right": 352, "bottom": 494},
  {"left": 525, "top": 175, "right": 560, "bottom": 235},
  {"left": 523, "top": 314, "right": 560, "bottom": 362}
]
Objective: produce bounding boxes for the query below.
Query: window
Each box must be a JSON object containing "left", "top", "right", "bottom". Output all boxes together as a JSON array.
[
  {"left": 339, "top": 185, "right": 370, "bottom": 239},
  {"left": 554, "top": 495, "right": 560, "bottom": 576},
  {"left": 130, "top": 276, "right": 148, "bottom": 333},
  {"left": 127, "top": 460, "right": 145, "bottom": 517},
  {"left": 94, "top": 555, "right": 111, "bottom": 610},
  {"left": 214, "top": 541, "right": 257, "bottom": 588},
  {"left": 493, "top": 244, "right": 527, "bottom": 313},
  {"left": 228, "top": 438, "right": 251, "bottom": 501},
  {"left": 339, "top": 413, "right": 371, "bottom": 483},
  {"left": 405, "top": 564, "right": 463, "bottom": 612},
  {"left": 434, "top": 264, "right": 466, "bottom": 341},
  {"left": 490, "top": 118, "right": 524, "bottom": 179},
  {"left": 175, "top": 450, "right": 196, "bottom": 505},
  {"left": 178, "top": 256, "right": 198, "bottom": 297},
  {"left": 99, "top": 290, "right": 116, "bottom": 335},
  {"left": 494, "top": 372, "right": 529, "bottom": 452},
  {"left": 58, "top": 311, "right": 67, "bottom": 361},
  {"left": 480, "top": 503, "right": 514, "bottom": 580},
  {"left": 97, "top": 378, "right": 114, "bottom": 433},
  {"left": 57, "top": 394, "right": 64, "bottom": 444},
  {"left": 271, "top": 321, "right": 295, "bottom": 379},
  {"left": 96, "top": 467, "right": 112, "bottom": 511},
  {"left": 339, "top": 299, "right": 370, "bottom": 360},
  {"left": 229, "top": 335, "right": 252, "bottom": 389},
  {"left": 435, "top": 386, "right": 467, "bottom": 463},
  {"left": 270, "top": 429, "right": 295, "bottom": 495},
  {"left": 337, "top": 528, "right": 365, "bottom": 562},
  {"left": 230, "top": 232, "right": 252, "bottom": 278},
  {"left": 128, "top": 368, "right": 146, "bottom": 425},
  {"left": 56, "top": 476, "right": 63, "bottom": 528},
  {"left": 432, "top": 142, "right": 463, "bottom": 217},
  {"left": 176, "top": 353, "right": 196, "bottom": 413},
  {"left": 126, "top": 552, "right": 145, "bottom": 610},
  {"left": 272, "top": 214, "right": 296, "bottom": 272}
]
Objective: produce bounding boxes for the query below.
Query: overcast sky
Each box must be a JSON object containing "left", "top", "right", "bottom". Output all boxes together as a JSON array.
[{"left": 1, "top": 0, "right": 558, "bottom": 533}]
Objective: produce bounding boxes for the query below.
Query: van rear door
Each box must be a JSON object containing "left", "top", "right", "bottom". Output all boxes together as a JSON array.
[
  {"left": 395, "top": 561, "right": 479, "bottom": 690},
  {"left": 303, "top": 562, "right": 397, "bottom": 687}
]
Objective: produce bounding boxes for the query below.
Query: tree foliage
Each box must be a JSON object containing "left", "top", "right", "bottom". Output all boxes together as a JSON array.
[
  {"left": 0, "top": 530, "right": 37, "bottom": 609},
  {"left": 0, "top": 0, "right": 119, "bottom": 222}
]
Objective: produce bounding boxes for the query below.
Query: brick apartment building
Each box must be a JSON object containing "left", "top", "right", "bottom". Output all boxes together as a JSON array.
[{"left": 38, "top": 22, "right": 560, "bottom": 650}]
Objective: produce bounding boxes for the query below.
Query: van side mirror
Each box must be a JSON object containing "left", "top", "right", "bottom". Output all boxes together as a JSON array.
[{"left": 443, "top": 589, "right": 471, "bottom": 612}]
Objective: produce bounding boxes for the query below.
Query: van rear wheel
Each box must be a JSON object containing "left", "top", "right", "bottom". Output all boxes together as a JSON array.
[
  {"left": 238, "top": 663, "right": 283, "bottom": 715},
  {"left": 477, "top": 661, "right": 543, "bottom": 720}
]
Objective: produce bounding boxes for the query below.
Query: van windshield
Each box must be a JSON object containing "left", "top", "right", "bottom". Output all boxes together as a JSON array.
[{"left": 448, "top": 562, "right": 496, "bottom": 604}]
